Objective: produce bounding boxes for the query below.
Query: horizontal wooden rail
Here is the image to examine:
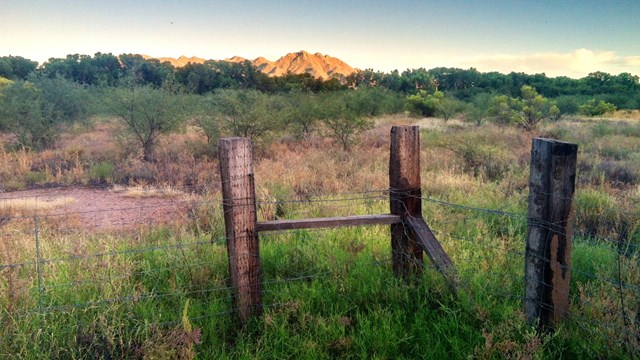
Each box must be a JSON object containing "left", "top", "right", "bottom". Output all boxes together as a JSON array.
[{"left": 257, "top": 214, "right": 401, "bottom": 232}]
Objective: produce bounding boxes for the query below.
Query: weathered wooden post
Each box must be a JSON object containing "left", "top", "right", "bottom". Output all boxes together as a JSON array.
[
  {"left": 219, "top": 137, "right": 262, "bottom": 323},
  {"left": 525, "top": 138, "right": 577, "bottom": 329},
  {"left": 389, "top": 126, "right": 423, "bottom": 277}
]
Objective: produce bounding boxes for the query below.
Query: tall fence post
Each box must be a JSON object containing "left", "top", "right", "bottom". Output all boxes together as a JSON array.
[
  {"left": 218, "top": 137, "right": 262, "bottom": 323},
  {"left": 389, "top": 126, "right": 423, "bottom": 278},
  {"left": 525, "top": 138, "right": 577, "bottom": 329}
]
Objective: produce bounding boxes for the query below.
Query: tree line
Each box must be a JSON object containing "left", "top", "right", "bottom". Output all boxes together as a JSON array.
[
  {"left": 2, "top": 53, "right": 639, "bottom": 106},
  {"left": 0, "top": 53, "right": 638, "bottom": 159}
]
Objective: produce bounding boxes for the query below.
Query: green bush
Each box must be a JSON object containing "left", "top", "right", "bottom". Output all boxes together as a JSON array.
[
  {"left": 0, "top": 77, "right": 92, "bottom": 149},
  {"left": 25, "top": 170, "right": 47, "bottom": 185},
  {"left": 579, "top": 99, "right": 616, "bottom": 116},
  {"left": 554, "top": 95, "right": 584, "bottom": 115},
  {"left": 89, "top": 161, "right": 114, "bottom": 183},
  {"left": 406, "top": 90, "right": 440, "bottom": 117}
]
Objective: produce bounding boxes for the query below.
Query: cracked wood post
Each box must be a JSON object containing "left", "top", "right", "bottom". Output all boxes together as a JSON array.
[
  {"left": 219, "top": 137, "right": 262, "bottom": 323},
  {"left": 525, "top": 138, "right": 577, "bottom": 329},
  {"left": 389, "top": 126, "right": 423, "bottom": 278}
]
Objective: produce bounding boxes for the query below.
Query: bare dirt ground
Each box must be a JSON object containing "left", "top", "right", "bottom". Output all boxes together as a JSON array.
[{"left": 0, "top": 186, "right": 194, "bottom": 231}]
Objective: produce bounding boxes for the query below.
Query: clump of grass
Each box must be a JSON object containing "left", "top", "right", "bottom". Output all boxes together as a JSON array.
[
  {"left": 89, "top": 161, "right": 115, "bottom": 184},
  {"left": 574, "top": 188, "right": 620, "bottom": 238}
]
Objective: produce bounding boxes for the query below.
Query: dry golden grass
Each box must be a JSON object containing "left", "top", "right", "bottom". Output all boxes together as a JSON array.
[
  {"left": 111, "top": 184, "right": 188, "bottom": 198},
  {"left": 0, "top": 196, "right": 76, "bottom": 217},
  {"left": 610, "top": 109, "right": 640, "bottom": 120},
  {"left": 257, "top": 131, "right": 389, "bottom": 197}
]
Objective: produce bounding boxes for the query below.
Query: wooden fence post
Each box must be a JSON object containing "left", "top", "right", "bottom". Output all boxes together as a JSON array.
[
  {"left": 219, "top": 137, "right": 262, "bottom": 323},
  {"left": 525, "top": 138, "right": 577, "bottom": 329},
  {"left": 389, "top": 126, "right": 423, "bottom": 278}
]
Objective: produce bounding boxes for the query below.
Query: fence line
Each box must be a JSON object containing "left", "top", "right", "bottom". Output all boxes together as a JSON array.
[
  {"left": 1, "top": 136, "right": 639, "bottom": 356},
  {"left": 1, "top": 188, "right": 636, "bottom": 273},
  {"left": 1, "top": 185, "right": 637, "bottom": 351}
]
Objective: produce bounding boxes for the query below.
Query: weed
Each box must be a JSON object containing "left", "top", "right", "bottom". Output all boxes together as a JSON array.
[{"left": 89, "top": 161, "right": 114, "bottom": 184}]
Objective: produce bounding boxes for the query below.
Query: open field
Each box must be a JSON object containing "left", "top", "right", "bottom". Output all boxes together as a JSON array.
[{"left": 1, "top": 113, "right": 639, "bottom": 358}]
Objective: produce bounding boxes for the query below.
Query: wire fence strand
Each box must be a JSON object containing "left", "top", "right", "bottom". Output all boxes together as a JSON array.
[{"left": 1, "top": 184, "right": 638, "bottom": 354}]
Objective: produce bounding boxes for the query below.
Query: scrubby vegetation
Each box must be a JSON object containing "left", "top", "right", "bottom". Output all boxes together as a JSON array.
[{"left": 0, "top": 53, "right": 639, "bottom": 358}]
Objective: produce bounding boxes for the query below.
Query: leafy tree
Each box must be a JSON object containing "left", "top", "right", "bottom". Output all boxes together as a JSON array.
[
  {"left": 466, "top": 93, "right": 492, "bottom": 126},
  {"left": 348, "top": 87, "right": 401, "bottom": 117},
  {"left": 428, "top": 67, "right": 480, "bottom": 93},
  {"left": 488, "top": 86, "right": 558, "bottom": 130},
  {"left": 487, "top": 95, "right": 514, "bottom": 124},
  {"left": 104, "top": 83, "right": 190, "bottom": 161},
  {"left": 118, "top": 54, "right": 174, "bottom": 87},
  {"left": 175, "top": 63, "right": 221, "bottom": 94},
  {"left": 285, "top": 92, "right": 320, "bottom": 139},
  {"left": 379, "top": 70, "right": 414, "bottom": 93},
  {"left": 0, "top": 56, "right": 38, "bottom": 80},
  {"left": 213, "top": 60, "right": 274, "bottom": 91},
  {"left": 87, "top": 52, "right": 122, "bottom": 85},
  {"left": 511, "top": 85, "right": 559, "bottom": 129},
  {"left": 39, "top": 53, "right": 123, "bottom": 86},
  {"left": 0, "top": 77, "right": 91, "bottom": 149},
  {"left": 407, "top": 90, "right": 465, "bottom": 119},
  {"left": 554, "top": 95, "right": 585, "bottom": 115},
  {"left": 318, "top": 92, "right": 373, "bottom": 151},
  {"left": 406, "top": 90, "right": 440, "bottom": 117},
  {"left": 204, "top": 89, "right": 287, "bottom": 141},
  {"left": 345, "top": 68, "right": 385, "bottom": 89}
]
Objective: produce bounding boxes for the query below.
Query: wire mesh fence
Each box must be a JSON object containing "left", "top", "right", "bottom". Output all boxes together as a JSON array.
[{"left": 0, "top": 184, "right": 638, "bottom": 356}]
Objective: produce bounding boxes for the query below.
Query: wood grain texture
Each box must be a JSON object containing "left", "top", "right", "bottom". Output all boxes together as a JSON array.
[
  {"left": 257, "top": 214, "right": 401, "bottom": 232},
  {"left": 389, "top": 126, "right": 424, "bottom": 277},
  {"left": 524, "top": 138, "right": 577, "bottom": 329},
  {"left": 219, "top": 137, "right": 262, "bottom": 322}
]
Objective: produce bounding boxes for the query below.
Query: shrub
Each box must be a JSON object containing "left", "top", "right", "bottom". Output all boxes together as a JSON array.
[
  {"left": 89, "top": 161, "right": 114, "bottom": 184},
  {"left": 317, "top": 91, "right": 373, "bottom": 151},
  {"left": 103, "top": 84, "right": 192, "bottom": 161},
  {"left": 406, "top": 90, "right": 440, "bottom": 117},
  {"left": 0, "top": 77, "right": 91, "bottom": 149},
  {"left": 200, "top": 89, "right": 288, "bottom": 144},
  {"left": 579, "top": 99, "right": 616, "bottom": 116},
  {"left": 554, "top": 95, "right": 583, "bottom": 115},
  {"left": 466, "top": 93, "right": 492, "bottom": 126},
  {"left": 25, "top": 170, "right": 47, "bottom": 186}
]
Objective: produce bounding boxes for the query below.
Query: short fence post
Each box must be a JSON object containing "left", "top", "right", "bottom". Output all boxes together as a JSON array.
[
  {"left": 389, "top": 126, "right": 423, "bottom": 278},
  {"left": 524, "top": 138, "right": 577, "bottom": 329},
  {"left": 218, "top": 137, "right": 262, "bottom": 323}
]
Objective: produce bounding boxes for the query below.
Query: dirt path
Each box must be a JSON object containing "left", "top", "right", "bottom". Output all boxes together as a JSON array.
[{"left": 0, "top": 186, "right": 195, "bottom": 231}]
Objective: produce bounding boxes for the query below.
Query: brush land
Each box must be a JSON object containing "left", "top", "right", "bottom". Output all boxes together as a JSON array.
[{"left": 0, "top": 54, "right": 639, "bottom": 358}]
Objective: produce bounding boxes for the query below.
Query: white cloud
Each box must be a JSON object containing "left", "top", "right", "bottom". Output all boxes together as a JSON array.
[{"left": 456, "top": 49, "right": 640, "bottom": 78}]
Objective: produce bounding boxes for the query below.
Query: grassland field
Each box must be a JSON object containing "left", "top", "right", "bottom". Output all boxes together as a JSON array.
[{"left": 0, "top": 112, "right": 639, "bottom": 359}]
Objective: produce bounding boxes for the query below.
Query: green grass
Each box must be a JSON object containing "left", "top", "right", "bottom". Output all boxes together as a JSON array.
[
  {"left": 2, "top": 190, "right": 636, "bottom": 359},
  {"left": 2, "top": 117, "right": 640, "bottom": 358}
]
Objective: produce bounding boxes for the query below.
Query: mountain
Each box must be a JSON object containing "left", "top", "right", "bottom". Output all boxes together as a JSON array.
[
  {"left": 226, "top": 51, "right": 356, "bottom": 79},
  {"left": 148, "top": 51, "right": 357, "bottom": 79},
  {"left": 141, "top": 54, "right": 206, "bottom": 67}
]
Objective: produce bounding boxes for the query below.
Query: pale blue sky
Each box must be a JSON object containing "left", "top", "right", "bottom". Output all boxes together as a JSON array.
[{"left": 2, "top": 0, "right": 639, "bottom": 77}]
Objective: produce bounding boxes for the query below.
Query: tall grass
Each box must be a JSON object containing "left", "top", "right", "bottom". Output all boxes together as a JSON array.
[{"left": 1, "top": 114, "right": 639, "bottom": 358}]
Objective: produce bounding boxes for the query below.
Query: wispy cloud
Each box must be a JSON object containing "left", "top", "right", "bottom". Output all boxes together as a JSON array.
[{"left": 457, "top": 49, "right": 640, "bottom": 78}]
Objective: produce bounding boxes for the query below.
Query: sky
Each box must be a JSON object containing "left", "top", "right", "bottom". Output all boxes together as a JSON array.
[{"left": 2, "top": 0, "right": 639, "bottom": 78}]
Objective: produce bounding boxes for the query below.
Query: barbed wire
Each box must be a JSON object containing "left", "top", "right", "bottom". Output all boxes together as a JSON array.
[{"left": 1, "top": 186, "right": 637, "bottom": 354}]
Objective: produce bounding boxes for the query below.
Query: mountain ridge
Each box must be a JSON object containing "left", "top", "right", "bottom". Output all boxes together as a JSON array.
[{"left": 146, "top": 51, "right": 356, "bottom": 79}]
